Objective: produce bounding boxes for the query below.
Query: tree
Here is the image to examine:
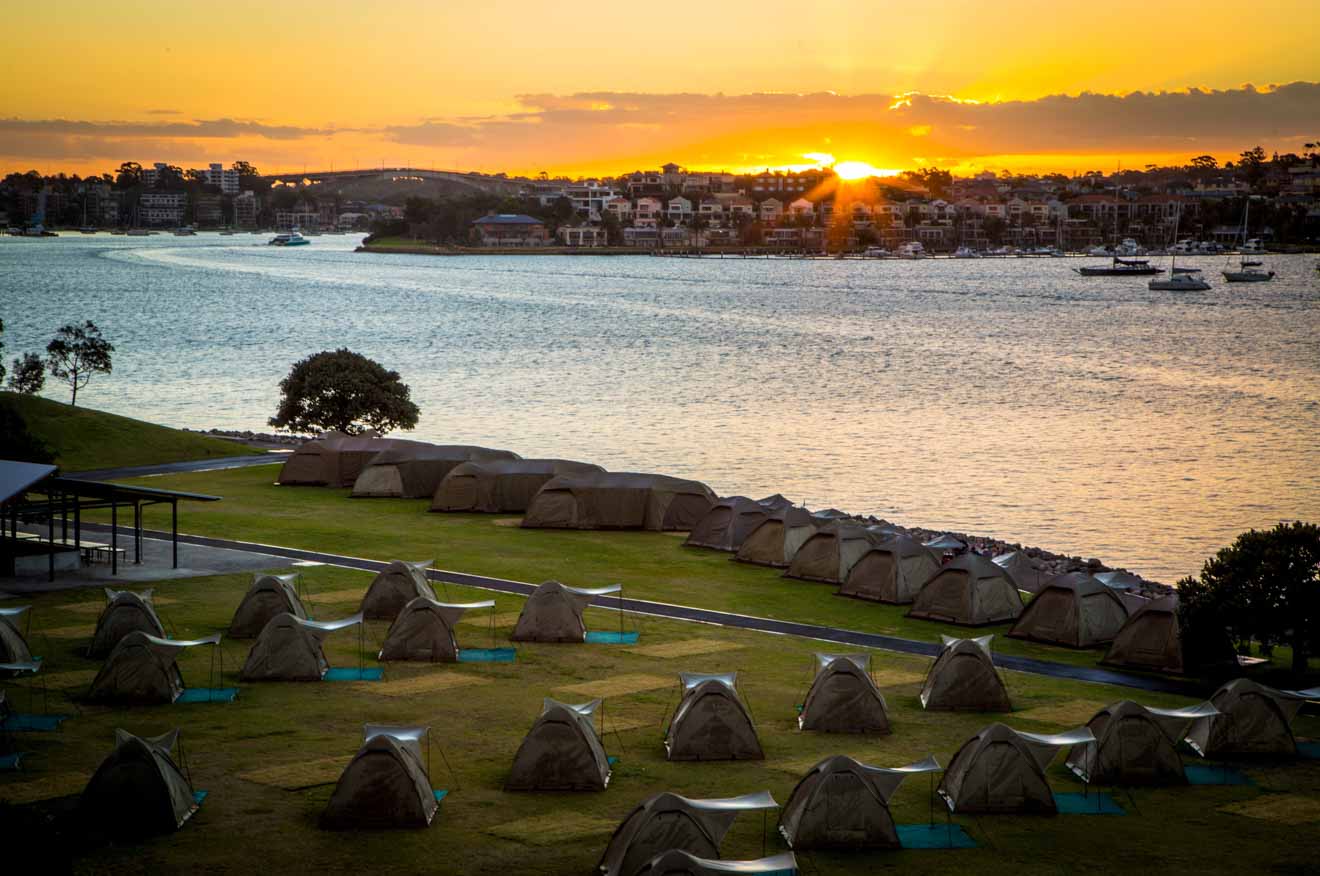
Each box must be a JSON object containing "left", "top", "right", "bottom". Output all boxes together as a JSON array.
[
  {"left": 268, "top": 349, "right": 420, "bottom": 435},
  {"left": 1179, "top": 521, "right": 1320, "bottom": 674},
  {"left": 0, "top": 401, "right": 55, "bottom": 464},
  {"left": 115, "top": 161, "right": 142, "bottom": 189},
  {"left": 9, "top": 353, "right": 45, "bottom": 394},
  {"left": 46, "top": 321, "right": 114, "bottom": 406},
  {"left": 1189, "top": 155, "right": 1218, "bottom": 171},
  {"left": 231, "top": 160, "right": 259, "bottom": 178},
  {"left": 0, "top": 318, "right": 6, "bottom": 385},
  {"left": 1238, "top": 146, "right": 1268, "bottom": 187}
]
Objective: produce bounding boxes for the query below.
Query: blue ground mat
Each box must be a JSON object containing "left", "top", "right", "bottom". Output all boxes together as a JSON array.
[
  {"left": 608, "top": 756, "right": 620, "bottom": 766},
  {"left": 585, "top": 631, "right": 640, "bottom": 645},
  {"left": 1297, "top": 742, "right": 1320, "bottom": 760},
  {"left": 1185, "top": 764, "right": 1253, "bottom": 786},
  {"left": 896, "top": 824, "right": 977, "bottom": 849},
  {"left": 1, "top": 714, "right": 68, "bottom": 732},
  {"left": 433, "top": 790, "right": 449, "bottom": 803},
  {"left": 324, "top": 667, "right": 383, "bottom": 682},
  {"left": 1053, "top": 792, "right": 1125, "bottom": 814},
  {"left": 1, "top": 752, "right": 29, "bottom": 770},
  {"left": 457, "top": 648, "right": 517, "bottom": 663},
  {"left": 193, "top": 790, "right": 209, "bottom": 806},
  {"left": 176, "top": 688, "right": 239, "bottom": 704}
]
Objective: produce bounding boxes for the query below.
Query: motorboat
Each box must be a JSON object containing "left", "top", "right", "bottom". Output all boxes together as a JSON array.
[
  {"left": 896, "top": 241, "right": 926, "bottom": 258},
  {"left": 268, "top": 230, "right": 310, "bottom": 246},
  {"left": 173, "top": 226, "right": 197, "bottom": 236},
  {"left": 953, "top": 245, "right": 981, "bottom": 258},
  {"left": 862, "top": 246, "right": 890, "bottom": 258}
]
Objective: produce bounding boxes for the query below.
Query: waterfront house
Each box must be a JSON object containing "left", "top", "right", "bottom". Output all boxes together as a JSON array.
[
  {"left": 667, "top": 196, "right": 694, "bottom": 224},
  {"left": 788, "top": 198, "right": 814, "bottom": 221},
  {"left": 635, "top": 197, "right": 663, "bottom": 223},
  {"left": 604, "top": 197, "right": 633, "bottom": 221},
  {"left": 758, "top": 198, "right": 783, "bottom": 224},
  {"left": 472, "top": 214, "right": 550, "bottom": 247},
  {"left": 558, "top": 225, "right": 607, "bottom": 247}
]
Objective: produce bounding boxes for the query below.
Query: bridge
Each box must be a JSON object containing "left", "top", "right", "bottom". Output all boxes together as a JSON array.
[{"left": 258, "top": 167, "right": 527, "bottom": 194}]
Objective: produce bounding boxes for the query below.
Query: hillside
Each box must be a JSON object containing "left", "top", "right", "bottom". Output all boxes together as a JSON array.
[{"left": 1, "top": 392, "right": 253, "bottom": 472}]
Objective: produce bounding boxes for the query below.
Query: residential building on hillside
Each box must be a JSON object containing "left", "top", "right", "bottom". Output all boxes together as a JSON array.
[
  {"left": 558, "top": 225, "right": 607, "bottom": 246},
  {"left": 203, "top": 163, "right": 240, "bottom": 194},
  {"left": 471, "top": 213, "right": 549, "bottom": 247},
  {"left": 138, "top": 191, "right": 186, "bottom": 226},
  {"left": 667, "top": 196, "right": 693, "bottom": 223},
  {"left": 234, "top": 191, "right": 258, "bottom": 227},
  {"left": 759, "top": 198, "right": 783, "bottom": 223}
]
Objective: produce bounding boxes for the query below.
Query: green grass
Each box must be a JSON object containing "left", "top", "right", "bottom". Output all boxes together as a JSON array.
[{"left": 2, "top": 392, "right": 253, "bottom": 472}]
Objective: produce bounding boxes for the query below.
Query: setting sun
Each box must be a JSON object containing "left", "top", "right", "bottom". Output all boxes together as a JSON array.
[{"left": 833, "top": 160, "right": 897, "bottom": 180}]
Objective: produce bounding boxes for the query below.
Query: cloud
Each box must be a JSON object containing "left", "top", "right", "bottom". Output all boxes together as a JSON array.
[
  {"left": 0, "top": 117, "right": 335, "bottom": 141},
  {"left": 145, "top": 109, "right": 182, "bottom": 116}
]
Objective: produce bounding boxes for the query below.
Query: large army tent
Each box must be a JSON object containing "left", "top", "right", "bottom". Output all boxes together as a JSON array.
[
  {"left": 80, "top": 729, "right": 200, "bottom": 836},
  {"left": 510, "top": 581, "right": 620, "bottom": 643},
  {"left": 378, "top": 598, "right": 492, "bottom": 662},
  {"left": 87, "top": 632, "right": 221, "bottom": 704},
  {"left": 780, "top": 754, "right": 940, "bottom": 849},
  {"left": 351, "top": 444, "right": 521, "bottom": 499},
  {"left": 920, "top": 636, "right": 1012, "bottom": 712},
  {"left": 1065, "top": 700, "right": 1219, "bottom": 785},
  {"left": 598, "top": 790, "right": 779, "bottom": 876},
  {"left": 939, "top": 723, "right": 1094, "bottom": 814},
  {"left": 666, "top": 672, "right": 764, "bottom": 761},
  {"left": 277, "top": 431, "right": 424, "bottom": 488},
  {"left": 322, "top": 724, "right": 438, "bottom": 829},
  {"left": 505, "top": 698, "right": 611, "bottom": 791},
  {"left": 684, "top": 495, "right": 792, "bottom": 552},
  {"left": 633, "top": 851, "right": 798, "bottom": 876},
  {"left": 1186, "top": 679, "right": 1320, "bottom": 757},
  {"left": 798, "top": 654, "right": 890, "bottom": 734},
  {"left": 228, "top": 573, "right": 307, "bottom": 638},
  {"left": 838, "top": 535, "right": 941, "bottom": 604},
  {"left": 273, "top": 430, "right": 351, "bottom": 485},
  {"left": 522, "top": 472, "right": 717, "bottom": 531},
  {"left": 992, "top": 551, "right": 1046, "bottom": 593},
  {"left": 361, "top": 560, "right": 435, "bottom": 621},
  {"left": 0, "top": 605, "right": 33, "bottom": 664},
  {"left": 430, "top": 459, "right": 604, "bottom": 512},
  {"left": 1007, "top": 572, "right": 1129, "bottom": 648},
  {"left": 240, "top": 613, "right": 362, "bottom": 681},
  {"left": 734, "top": 507, "right": 819, "bottom": 568},
  {"left": 785, "top": 523, "right": 888, "bottom": 584},
  {"left": 907, "top": 553, "right": 1024, "bottom": 626},
  {"left": 88, "top": 589, "right": 167, "bottom": 658}
]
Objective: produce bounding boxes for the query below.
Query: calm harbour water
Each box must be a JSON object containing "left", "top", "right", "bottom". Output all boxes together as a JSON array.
[{"left": 4, "top": 233, "right": 1319, "bottom": 581}]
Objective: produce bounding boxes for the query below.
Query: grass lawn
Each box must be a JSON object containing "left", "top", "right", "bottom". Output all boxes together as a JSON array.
[
  {"left": 5, "top": 564, "right": 1319, "bottom": 874},
  {"left": 2, "top": 392, "right": 251, "bottom": 472}
]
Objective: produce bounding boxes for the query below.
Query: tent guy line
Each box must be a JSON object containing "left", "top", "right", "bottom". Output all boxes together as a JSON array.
[{"left": 72, "top": 521, "right": 1199, "bottom": 696}]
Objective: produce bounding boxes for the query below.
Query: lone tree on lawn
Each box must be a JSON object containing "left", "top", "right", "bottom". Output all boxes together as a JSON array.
[
  {"left": 46, "top": 321, "right": 114, "bottom": 406},
  {"left": 9, "top": 353, "right": 46, "bottom": 394},
  {"left": 269, "top": 349, "right": 420, "bottom": 435},
  {"left": 1178, "top": 521, "right": 1320, "bottom": 674}
]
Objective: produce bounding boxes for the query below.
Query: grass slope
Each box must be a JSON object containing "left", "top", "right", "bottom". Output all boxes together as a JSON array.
[
  {"left": 5, "top": 565, "right": 1318, "bottom": 874},
  {"left": 2, "top": 392, "right": 251, "bottom": 472}
]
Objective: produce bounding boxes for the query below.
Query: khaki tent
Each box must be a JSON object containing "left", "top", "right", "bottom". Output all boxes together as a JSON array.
[
  {"left": 598, "top": 790, "right": 779, "bottom": 876},
  {"left": 684, "top": 496, "right": 791, "bottom": 552},
  {"left": 1007, "top": 572, "right": 1129, "bottom": 648},
  {"left": 780, "top": 754, "right": 940, "bottom": 849},
  {"left": 351, "top": 444, "right": 521, "bottom": 499},
  {"left": 521, "top": 472, "right": 717, "bottom": 531},
  {"left": 939, "top": 723, "right": 1094, "bottom": 814},
  {"left": 361, "top": 560, "right": 435, "bottom": 621},
  {"left": 993, "top": 551, "right": 1046, "bottom": 593},
  {"left": 785, "top": 523, "right": 888, "bottom": 584},
  {"left": 907, "top": 553, "right": 1024, "bottom": 626},
  {"left": 920, "top": 636, "right": 1012, "bottom": 712},
  {"left": 430, "top": 459, "right": 604, "bottom": 512},
  {"left": 1100, "top": 594, "right": 1185, "bottom": 673},
  {"left": 88, "top": 631, "right": 222, "bottom": 704},
  {"left": 228, "top": 573, "right": 307, "bottom": 638},
  {"left": 666, "top": 672, "right": 764, "bottom": 761},
  {"left": 378, "top": 598, "right": 492, "bottom": 662},
  {"left": 1186, "top": 679, "right": 1320, "bottom": 757},
  {"left": 0, "top": 605, "right": 33, "bottom": 664},
  {"left": 1096, "top": 570, "right": 1144, "bottom": 591},
  {"left": 80, "top": 729, "right": 200, "bottom": 836},
  {"left": 506, "top": 698, "right": 611, "bottom": 791},
  {"left": 322, "top": 725, "right": 438, "bottom": 829},
  {"left": 276, "top": 431, "right": 413, "bottom": 487},
  {"left": 240, "top": 612, "right": 362, "bottom": 681},
  {"left": 734, "top": 507, "right": 819, "bottom": 568},
  {"left": 838, "top": 535, "right": 941, "bottom": 604},
  {"left": 633, "top": 851, "right": 798, "bottom": 875},
  {"left": 798, "top": 654, "right": 890, "bottom": 734},
  {"left": 88, "top": 589, "right": 167, "bottom": 658},
  {"left": 1065, "top": 700, "right": 1218, "bottom": 785},
  {"left": 510, "top": 581, "right": 621, "bottom": 643}
]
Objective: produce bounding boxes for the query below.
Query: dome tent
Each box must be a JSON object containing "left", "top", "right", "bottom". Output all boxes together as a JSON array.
[
  {"left": 431, "top": 459, "right": 604, "bottom": 512},
  {"left": 378, "top": 597, "right": 493, "bottom": 662},
  {"left": 510, "top": 580, "right": 621, "bottom": 643},
  {"left": 993, "top": 551, "right": 1046, "bottom": 593},
  {"left": 361, "top": 560, "right": 435, "bottom": 621},
  {"left": 598, "top": 790, "right": 779, "bottom": 876},
  {"left": 920, "top": 636, "right": 1012, "bottom": 712},
  {"left": 1065, "top": 700, "right": 1219, "bottom": 785},
  {"left": 228, "top": 573, "right": 307, "bottom": 638},
  {"left": 322, "top": 724, "right": 439, "bottom": 829},
  {"left": 87, "top": 632, "right": 222, "bottom": 705},
  {"left": 684, "top": 495, "right": 791, "bottom": 552},
  {"left": 665, "top": 672, "right": 764, "bottom": 761},
  {"left": 779, "top": 754, "right": 940, "bottom": 849},
  {"left": 798, "top": 654, "right": 890, "bottom": 734},
  {"left": 632, "top": 850, "right": 798, "bottom": 876},
  {"left": 938, "top": 723, "right": 1094, "bottom": 814},
  {"left": 0, "top": 605, "right": 33, "bottom": 665},
  {"left": 521, "top": 471, "right": 717, "bottom": 531},
  {"left": 505, "top": 698, "right": 611, "bottom": 791},
  {"left": 838, "top": 535, "right": 941, "bottom": 604},
  {"left": 88, "top": 588, "right": 167, "bottom": 658},
  {"left": 79, "top": 729, "right": 201, "bottom": 836},
  {"left": 276, "top": 431, "right": 421, "bottom": 488},
  {"left": 1007, "top": 572, "right": 1130, "bottom": 648},
  {"left": 1099, "top": 593, "right": 1237, "bottom": 675},
  {"left": 907, "top": 553, "right": 1024, "bottom": 626},
  {"left": 351, "top": 444, "right": 521, "bottom": 499},
  {"left": 733, "top": 506, "right": 820, "bottom": 568},
  {"left": 240, "top": 612, "right": 363, "bottom": 682},
  {"left": 1186, "top": 679, "right": 1320, "bottom": 757},
  {"left": 784, "top": 523, "right": 888, "bottom": 585}
]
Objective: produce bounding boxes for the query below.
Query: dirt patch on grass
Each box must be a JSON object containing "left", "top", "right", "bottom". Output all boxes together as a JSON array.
[
  {"left": 304, "top": 589, "right": 365, "bottom": 604},
  {"left": 359, "top": 672, "right": 491, "bottom": 697},
  {"left": 35, "top": 624, "right": 92, "bottom": 639},
  {"left": 492, "top": 518, "right": 523, "bottom": 528},
  {"left": 458, "top": 611, "right": 525, "bottom": 628},
  {"left": 556, "top": 673, "right": 673, "bottom": 699},
  {"left": 41, "top": 669, "right": 100, "bottom": 691},
  {"left": 1014, "top": 699, "right": 1107, "bottom": 726},
  {"left": 64, "top": 596, "right": 179, "bottom": 614},
  {"left": 0, "top": 772, "right": 89, "bottom": 803},
  {"left": 238, "top": 757, "right": 351, "bottom": 790},
  {"left": 1220, "top": 794, "right": 1320, "bottom": 826},
  {"left": 623, "top": 639, "right": 745, "bottom": 659},
  {"left": 485, "top": 812, "right": 617, "bottom": 845}
]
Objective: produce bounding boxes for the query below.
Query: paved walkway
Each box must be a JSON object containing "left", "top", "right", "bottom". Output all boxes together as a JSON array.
[
  {"left": 68, "top": 453, "right": 286, "bottom": 481},
  {"left": 77, "top": 522, "right": 1201, "bottom": 696}
]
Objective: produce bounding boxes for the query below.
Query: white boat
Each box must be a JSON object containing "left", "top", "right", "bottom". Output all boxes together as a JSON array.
[
  {"left": 268, "top": 230, "right": 311, "bottom": 247},
  {"left": 862, "top": 245, "right": 890, "bottom": 258},
  {"left": 952, "top": 245, "right": 981, "bottom": 258},
  {"left": 896, "top": 241, "right": 926, "bottom": 258},
  {"left": 173, "top": 226, "right": 196, "bottom": 236},
  {"left": 1222, "top": 204, "right": 1273, "bottom": 283},
  {"left": 1115, "top": 238, "right": 1143, "bottom": 256},
  {"left": 1150, "top": 205, "right": 1210, "bottom": 291}
]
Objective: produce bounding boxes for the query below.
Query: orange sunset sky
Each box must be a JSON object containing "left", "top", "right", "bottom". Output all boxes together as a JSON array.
[{"left": 3, "top": 0, "right": 1318, "bottom": 178}]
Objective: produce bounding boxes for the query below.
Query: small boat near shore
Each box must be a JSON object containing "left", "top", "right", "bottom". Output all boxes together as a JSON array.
[
  {"left": 269, "top": 230, "right": 310, "bottom": 247},
  {"left": 1076, "top": 257, "right": 1161, "bottom": 276}
]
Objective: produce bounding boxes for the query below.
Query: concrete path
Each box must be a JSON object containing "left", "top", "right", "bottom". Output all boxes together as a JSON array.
[
  {"left": 75, "top": 522, "right": 1202, "bottom": 696},
  {"left": 67, "top": 453, "right": 286, "bottom": 481}
]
